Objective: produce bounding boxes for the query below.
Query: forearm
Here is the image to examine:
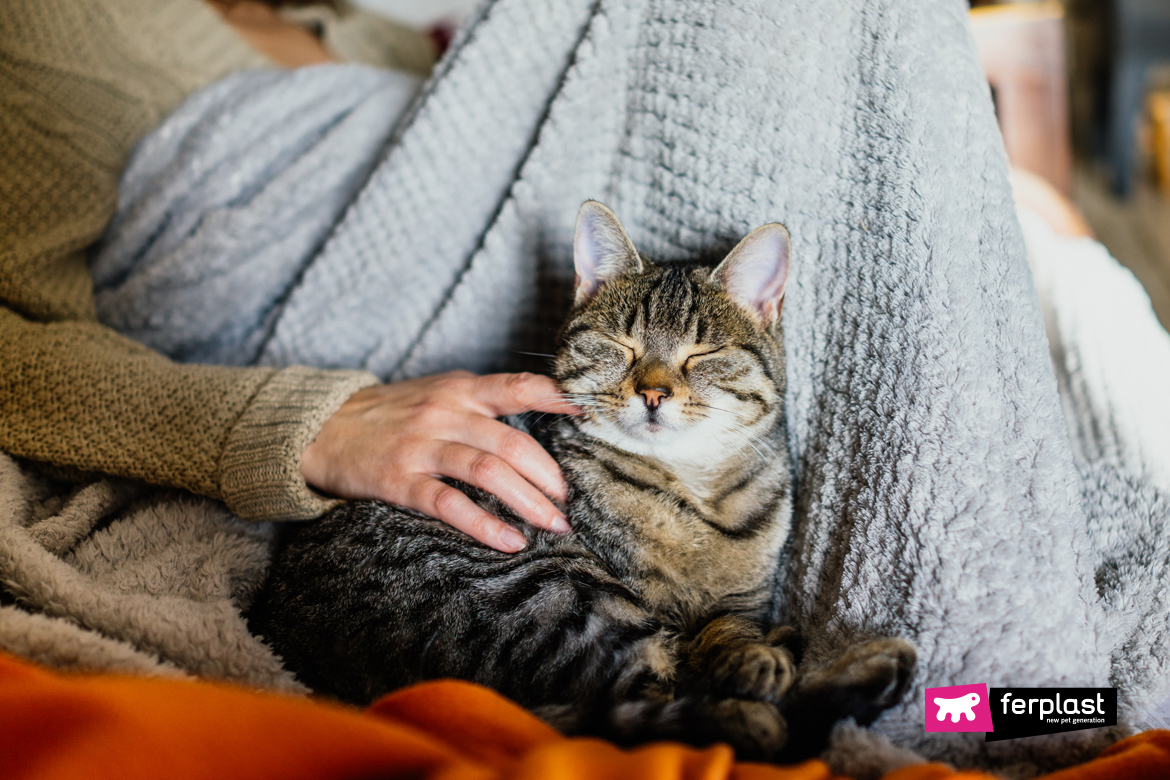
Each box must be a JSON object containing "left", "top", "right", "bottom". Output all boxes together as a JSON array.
[{"left": 0, "top": 308, "right": 377, "bottom": 520}]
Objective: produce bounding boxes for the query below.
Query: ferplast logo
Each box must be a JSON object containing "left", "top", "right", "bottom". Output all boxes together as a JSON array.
[
  {"left": 985, "top": 688, "right": 1117, "bottom": 742},
  {"left": 924, "top": 684, "right": 994, "bottom": 733},
  {"left": 923, "top": 685, "right": 1117, "bottom": 741}
]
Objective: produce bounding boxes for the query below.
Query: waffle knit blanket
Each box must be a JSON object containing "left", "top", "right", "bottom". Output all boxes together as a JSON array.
[{"left": 4, "top": 0, "right": 1170, "bottom": 774}]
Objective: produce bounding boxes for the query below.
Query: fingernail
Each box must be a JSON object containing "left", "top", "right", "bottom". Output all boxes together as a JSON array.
[
  {"left": 500, "top": 527, "right": 527, "bottom": 552},
  {"left": 549, "top": 514, "right": 570, "bottom": 534}
]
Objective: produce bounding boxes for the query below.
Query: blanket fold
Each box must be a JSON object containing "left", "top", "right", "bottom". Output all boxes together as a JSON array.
[
  {"left": 4, "top": 0, "right": 1170, "bottom": 774},
  {"left": 3, "top": 650, "right": 1170, "bottom": 780}
]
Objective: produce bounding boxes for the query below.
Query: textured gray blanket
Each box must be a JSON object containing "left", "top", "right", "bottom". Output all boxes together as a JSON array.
[{"left": 5, "top": 0, "right": 1170, "bottom": 774}]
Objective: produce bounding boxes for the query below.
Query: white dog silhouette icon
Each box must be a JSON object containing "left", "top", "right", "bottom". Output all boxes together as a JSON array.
[{"left": 934, "top": 692, "right": 980, "bottom": 722}]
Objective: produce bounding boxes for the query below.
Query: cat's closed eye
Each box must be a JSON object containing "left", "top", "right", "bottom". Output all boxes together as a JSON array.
[
  {"left": 568, "top": 332, "right": 634, "bottom": 370},
  {"left": 681, "top": 345, "right": 725, "bottom": 371},
  {"left": 608, "top": 336, "right": 640, "bottom": 362}
]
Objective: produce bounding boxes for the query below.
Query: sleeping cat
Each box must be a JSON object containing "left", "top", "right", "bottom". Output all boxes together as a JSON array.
[{"left": 247, "top": 201, "right": 915, "bottom": 760}]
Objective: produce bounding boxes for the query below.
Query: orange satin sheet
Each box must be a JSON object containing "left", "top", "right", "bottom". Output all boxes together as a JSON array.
[
  {"left": 1, "top": 651, "right": 1167, "bottom": 780},
  {"left": 880, "top": 730, "right": 1170, "bottom": 780}
]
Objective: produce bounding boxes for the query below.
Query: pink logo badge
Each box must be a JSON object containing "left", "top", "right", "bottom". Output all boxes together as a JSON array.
[{"left": 924, "top": 683, "right": 995, "bottom": 733}]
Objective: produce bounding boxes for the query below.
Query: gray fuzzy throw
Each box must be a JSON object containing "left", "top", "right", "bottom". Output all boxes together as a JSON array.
[{"left": 5, "top": 0, "right": 1170, "bottom": 774}]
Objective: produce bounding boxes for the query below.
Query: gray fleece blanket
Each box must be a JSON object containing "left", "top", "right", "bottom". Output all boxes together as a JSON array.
[{"left": 4, "top": 0, "right": 1170, "bottom": 774}]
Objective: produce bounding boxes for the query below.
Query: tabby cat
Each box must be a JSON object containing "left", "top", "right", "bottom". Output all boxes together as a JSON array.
[{"left": 247, "top": 202, "right": 915, "bottom": 761}]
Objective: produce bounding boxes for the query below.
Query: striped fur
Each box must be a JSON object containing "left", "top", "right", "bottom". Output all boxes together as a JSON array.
[{"left": 247, "top": 204, "right": 915, "bottom": 760}]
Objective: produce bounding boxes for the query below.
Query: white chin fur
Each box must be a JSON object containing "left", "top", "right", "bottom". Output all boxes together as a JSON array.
[{"left": 581, "top": 397, "right": 756, "bottom": 469}]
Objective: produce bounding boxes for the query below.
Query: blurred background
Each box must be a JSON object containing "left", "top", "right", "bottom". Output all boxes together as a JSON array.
[
  {"left": 969, "top": 0, "right": 1170, "bottom": 330},
  {"left": 351, "top": 0, "right": 475, "bottom": 27},
  {"left": 335, "top": 0, "right": 1170, "bottom": 329}
]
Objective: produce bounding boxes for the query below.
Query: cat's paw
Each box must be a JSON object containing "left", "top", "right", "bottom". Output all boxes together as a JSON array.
[
  {"left": 702, "top": 698, "right": 787, "bottom": 760},
  {"left": 775, "top": 638, "right": 917, "bottom": 763},
  {"left": 708, "top": 641, "right": 797, "bottom": 703},
  {"left": 685, "top": 616, "right": 799, "bottom": 702},
  {"left": 814, "top": 638, "right": 917, "bottom": 721},
  {"left": 793, "top": 638, "right": 917, "bottom": 728}
]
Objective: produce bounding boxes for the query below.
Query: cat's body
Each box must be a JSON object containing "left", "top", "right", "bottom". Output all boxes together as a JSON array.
[{"left": 247, "top": 203, "right": 914, "bottom": 760}]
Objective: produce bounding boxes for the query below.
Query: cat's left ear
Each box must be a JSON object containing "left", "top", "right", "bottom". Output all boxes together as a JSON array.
[
  {"left": 710, "top": 223, "right": 791, "bottom": 327},
  {"left": 574, "top": 201, "right": 645, "bottom": 306}
]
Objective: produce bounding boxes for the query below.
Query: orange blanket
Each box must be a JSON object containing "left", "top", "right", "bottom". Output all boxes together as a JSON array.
[{"left": 1, "top": 652, "right": 1166, "bottom": 780}]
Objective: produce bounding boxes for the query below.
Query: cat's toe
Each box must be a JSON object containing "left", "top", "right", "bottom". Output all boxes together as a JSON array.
[
  {"left": 705, "top": 698, "right": 787, "bottom": 760},
  {"left": 765, "top": 625, "right": 803, "bottom": 663},
  {"left": 866, "top": 639, "right": 917, "bottom": 711},
  {"left": 710, "top": 642, "right": 796, "bottom": 703},
  {"left": 837, "top": 638, "right": 916, "bottom": 713},
  {"left": 805, "top": 637, "right": 917, "bottom": 725}
]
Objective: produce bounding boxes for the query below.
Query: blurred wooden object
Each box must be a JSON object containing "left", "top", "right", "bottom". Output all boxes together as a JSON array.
[
  {"left": 970, "top": 1, "right": 1072, "bottom": 195},
  {"left": 1150, "top": 90, "right": 1170, "bottom": 197},
  {"left": 1010, "top": 166, "right": 1093, "bottom": 238}
]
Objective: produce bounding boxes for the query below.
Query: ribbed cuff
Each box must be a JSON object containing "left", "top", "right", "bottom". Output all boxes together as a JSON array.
[{"left": 217, "top": 365, "right": 379, "bottom": 522}]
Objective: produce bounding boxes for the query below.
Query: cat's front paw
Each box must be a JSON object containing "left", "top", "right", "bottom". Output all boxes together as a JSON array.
[
  {"left": 709, "top": 641, "right": 796, "bottom": 703},
  {"left": 686, "top": 616, "right": 799, "bottom": 702},
  {"left": 806, "top": 638, "right": 917, "bottom": 723},
  {"left": 776, "top": 637, "right": 917, "bottom": 763}
]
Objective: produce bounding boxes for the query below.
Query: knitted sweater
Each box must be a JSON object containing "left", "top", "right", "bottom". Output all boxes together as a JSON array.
[{"left": 0, "top": 0, "right": 379, "bottom": 521}]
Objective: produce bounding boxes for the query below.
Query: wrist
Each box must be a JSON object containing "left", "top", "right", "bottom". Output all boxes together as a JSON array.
[{"left": 218, "top": 365, "right": 379, "bottom": 521}]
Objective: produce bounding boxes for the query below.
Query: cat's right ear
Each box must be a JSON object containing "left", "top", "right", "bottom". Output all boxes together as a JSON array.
[
  {"left": 574, "top": 201, "right": 644, "bottom": 306},
  {"left": 710, "top": 223, "right": 791, "bottom": 328}
]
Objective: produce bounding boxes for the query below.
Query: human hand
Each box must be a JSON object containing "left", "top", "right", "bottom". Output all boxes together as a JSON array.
[{"left": 301, "top": 371, "right": 580, "bottom": 553}]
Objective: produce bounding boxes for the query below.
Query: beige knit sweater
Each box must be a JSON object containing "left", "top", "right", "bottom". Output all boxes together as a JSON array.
[{"left": 0, "top": 0, "right": 380, "bottom": 521}]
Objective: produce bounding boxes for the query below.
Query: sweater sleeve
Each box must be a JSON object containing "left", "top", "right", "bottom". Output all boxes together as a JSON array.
[{"left": 0, "top": 309, "right": 378, "bottom": 521}]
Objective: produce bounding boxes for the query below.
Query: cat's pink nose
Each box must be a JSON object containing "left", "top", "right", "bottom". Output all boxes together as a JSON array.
[{"left": 639, "top": 387, "right": 672, "bottom": 409}]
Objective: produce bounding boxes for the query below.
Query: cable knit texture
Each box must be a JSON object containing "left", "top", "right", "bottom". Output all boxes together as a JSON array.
[{"left": 0, "top": 0, "right": 378, "bottom": 519}]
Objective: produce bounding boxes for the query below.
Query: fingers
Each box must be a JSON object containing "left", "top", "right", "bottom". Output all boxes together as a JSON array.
[
  {"left": 433, "top": 442, "right": 569, "bottom": 534},
  {"left": 410, "top": 477, "right": 529, "bottom": 553},
  {"left": 469, "top": 372, "right": 583, "bottom": 417},
  {"left": 461, "top": 415, "right": 568, "bottom": 504},
  {"left": 303, "top": 371, "right": 581, "bottom": 555}
]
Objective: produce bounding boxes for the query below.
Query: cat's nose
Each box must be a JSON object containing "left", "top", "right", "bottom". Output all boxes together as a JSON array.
[{"left": 638, "top": 386, "right": 672, "bottom": 409}]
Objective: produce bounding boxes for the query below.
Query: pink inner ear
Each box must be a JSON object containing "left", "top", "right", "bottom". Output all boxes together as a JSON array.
[
  {"left": 719, "top": 224, "right": 790, "bottom": 325},
  {"left": 573, "top": 220, "right": 606, "bottom": 303},
  {"left": 573, "top": 201, "right": 640, "bottom": 304},
  {"left": 574, "top": 220, "right": 604, "bottom": 285},
  {"left": 574, "top": 272, "right": 598, "bottom": 302}
]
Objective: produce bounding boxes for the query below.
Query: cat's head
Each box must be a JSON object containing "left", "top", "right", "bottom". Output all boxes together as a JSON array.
[{"left": 555, "top": 201, "right": 789, "bottom": 463}]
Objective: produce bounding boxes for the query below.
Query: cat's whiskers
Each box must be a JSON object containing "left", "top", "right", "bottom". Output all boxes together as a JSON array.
[
  {"left": 507, "top": 395, "right": 600, "bottom": 433},
  {"left": 560, "top": 393, "right": 608, "bottom": 403},
  {"left": 697, "top": 418, "right": 762, "bottom": 467},
  {"left": 686, "top": 402, "right": 779, "bottom": 465},
  {"left": 516, "top": 393, "right": 595, "bottom": 415},
  {"left": 687, "top": 400, "right": 751, "bottom": 423},
  {"left": 721, "top": 416, "right": 778, "bottom": 452},
  {"left": 560, "top": 401, "right": 609, "bottom": 414},
  {"left": 725, "top": 422, "right": 780, "bottom": 463},
  {"left": 559, "top": 392, "right": 622, "bottom": 415},
  {"left": 719, "top": 425, "right": 769, "bottom": 464}
]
